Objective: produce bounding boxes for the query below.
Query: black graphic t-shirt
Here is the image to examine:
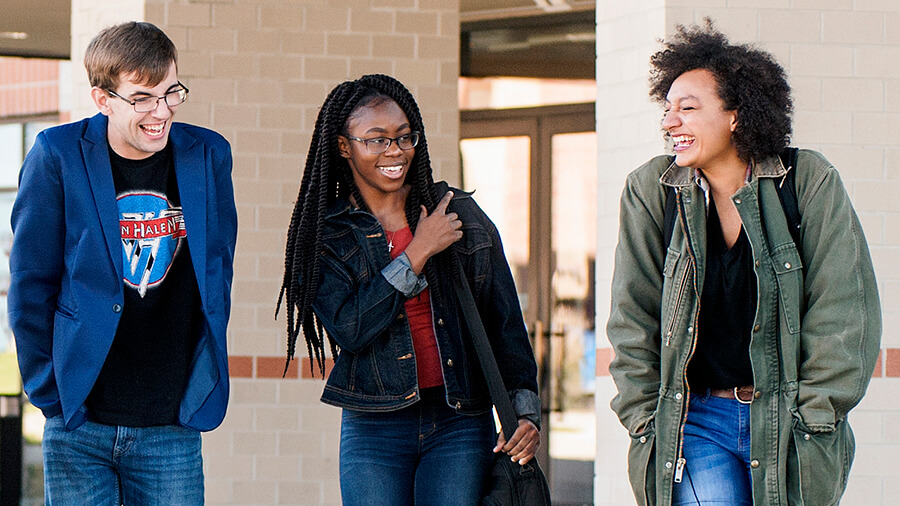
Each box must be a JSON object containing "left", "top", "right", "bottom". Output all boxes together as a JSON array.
[{"left": 85, "top": 144, "right": 204, "bottom": 427}]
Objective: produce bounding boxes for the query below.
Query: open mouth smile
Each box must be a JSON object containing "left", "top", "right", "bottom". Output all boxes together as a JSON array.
[
  {"left": 671, "top": 134, "right": 695, "bottom": 151},
  {"left": 140, "top": 123, "right": 166, "bottom": 138},
  {"left": 379, "top": 163, "right": 405, "bottom": 179}
]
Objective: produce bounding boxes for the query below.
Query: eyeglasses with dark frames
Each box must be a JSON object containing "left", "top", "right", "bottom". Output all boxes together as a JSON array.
[
  {"left": 106, "top": 83, "right": 190, "bottom": 113},
  {"left": 344, "top": 131, "right": 420, "bottom": 154}
]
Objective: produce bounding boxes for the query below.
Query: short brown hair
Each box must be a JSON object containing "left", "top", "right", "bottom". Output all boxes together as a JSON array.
[{"left": 84, "top": 21, "right": 178, "bottom": 91}]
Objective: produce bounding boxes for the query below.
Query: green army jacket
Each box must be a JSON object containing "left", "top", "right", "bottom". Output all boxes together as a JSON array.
[{"left": 607, "top": 150, "right": 881, "bottom": 506}]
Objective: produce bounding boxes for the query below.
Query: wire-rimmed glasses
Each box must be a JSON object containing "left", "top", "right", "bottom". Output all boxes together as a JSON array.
[
  {"left": 107, "top": 83, "right": 190, "bottom": 113},
  {"left": 344, "top": 131, "right": 420, "bottom": 154}
]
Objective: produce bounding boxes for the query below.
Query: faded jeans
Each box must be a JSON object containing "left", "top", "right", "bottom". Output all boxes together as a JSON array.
[
  {"left": 673, "top": 392, "right": 753, "bottom": 505},
  {"left": 42, "top": 416, "right": 203, "bottom": 505}
]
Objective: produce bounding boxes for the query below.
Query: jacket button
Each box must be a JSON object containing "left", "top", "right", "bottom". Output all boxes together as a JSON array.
[
  {"left": 753, "top": 324, "right": 760, "bottom": 332},
  {"left": 112, "top": 304, "right": 122, "bottom": 313},
  {"left": 784, "top": 262, "right": 792, "bottom": 269},
  {"left": 734, "top": 198, "right": 742, "bottom": 204},
  {"left": 446, "top": 359, "right": 454, "bottom": 367},
  {"left": 397, "top": 313, "right": 405, "bottom": 320},
  {"left": 754, "top": 390, "right": 761, "bottom": 399},
  {"left": 687, "top": 326, "right": 693, "bottom": 334},
  {"left": 675, "top": 393, "right": 683, "bottom": 400},
  {"left": 455, "top": 401, "right": 462, "bottom": 409},
  {"left": 639, "top": 436, "right": 647, "bottom": 443},
  {"left": 665, "top": 461, "right": 673, "bottom": 469},
  {"left": 437, "top": 318, "right": 444, "bottom": 326},
  {"left": 750, "top": 459, "right": 759, "bottom": 468},
  {"left": 804, "top": 434, "right": 811, "bottom": 441}
]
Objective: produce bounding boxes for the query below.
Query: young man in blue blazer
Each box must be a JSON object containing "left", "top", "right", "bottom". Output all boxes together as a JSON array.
[{"left": 8, "top": 21, "right": 237, "bottom": 504}]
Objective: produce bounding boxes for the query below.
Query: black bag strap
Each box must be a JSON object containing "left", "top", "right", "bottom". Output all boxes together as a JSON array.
[
  {"left": 451, "top": 256, "right": 519, "bottom": 442},
  {"left": 662, "top": 188, "right": 678, "bottom": 250},
  {"left": 775, "top": 147, "right": 801, "bottom": 246},
  {"left": 662, "top": 147, "right": 801, "bottom": 249},
  {"left": 662, "top": 155, "right": 678, "bottom": 249}
]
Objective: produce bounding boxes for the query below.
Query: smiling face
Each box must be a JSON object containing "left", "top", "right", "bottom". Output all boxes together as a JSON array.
[
  {"left": 663, "top": 68, "right": 741, "bottom": 170},
  {"left": 338, "top": 98, "right": 415, "bottom": 200},
  {"left": 92, "top": 61, "right": 180, "bottom": 160}
]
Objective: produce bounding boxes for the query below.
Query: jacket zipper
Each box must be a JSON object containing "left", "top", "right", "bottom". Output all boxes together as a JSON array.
[
  {"left": 665, "top": 267, "right": 690, "bottom": 347},
  {"left": 672, "top": 190, "right": 701, "bottom": 485}
]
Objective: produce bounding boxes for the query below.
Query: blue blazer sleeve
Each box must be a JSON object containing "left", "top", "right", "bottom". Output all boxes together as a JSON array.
[{"left": 9, "top": 131, "right": 66, "bottom": 418}]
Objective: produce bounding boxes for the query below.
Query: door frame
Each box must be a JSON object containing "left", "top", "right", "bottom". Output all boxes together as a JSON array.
[{"left": 460, "top": 102, "right": 595, "bottom": 469}]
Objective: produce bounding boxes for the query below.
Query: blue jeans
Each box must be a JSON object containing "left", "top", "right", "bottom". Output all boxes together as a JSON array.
[
  {"left": 339, "top": 387, "right": 495, "bottom": 505},
  {"left": 673, "top": 393, "right": 753, "bottom": 505},
  {"left": 42, "top": 416, "right": 203, "bottom": 505}
]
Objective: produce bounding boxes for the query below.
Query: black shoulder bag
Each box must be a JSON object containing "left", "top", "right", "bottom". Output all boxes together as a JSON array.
[{"left": 451, "top": 257, "right": 552, "bottom": 506}]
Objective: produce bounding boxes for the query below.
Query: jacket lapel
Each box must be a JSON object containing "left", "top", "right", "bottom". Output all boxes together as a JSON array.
[
  {"left": 170, "top": 125, "right": 209, "bottom": 307},
  {"left": 82, "top": 114, "right": 124, "bottom": 278}
]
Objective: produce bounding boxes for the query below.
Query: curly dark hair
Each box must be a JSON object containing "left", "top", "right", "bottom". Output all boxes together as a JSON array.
[
  {"left": 649, "top": 19, "right": 793, "bottom": 162},
  {"left": 276, "top": 74, "right": 444, "bottom": 376}
]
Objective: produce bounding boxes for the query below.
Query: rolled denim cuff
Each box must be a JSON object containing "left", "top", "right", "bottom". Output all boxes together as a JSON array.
[
  {"left": 510, "top": 388, "right": 542, "bottom": 430},
  {"left": 381, "top": 253, "right": 428, "bottom": 298}
]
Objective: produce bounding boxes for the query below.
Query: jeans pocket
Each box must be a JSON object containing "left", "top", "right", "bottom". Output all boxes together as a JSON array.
[{"left": 787, "top": 420, "right": 855, "bottom": 506}]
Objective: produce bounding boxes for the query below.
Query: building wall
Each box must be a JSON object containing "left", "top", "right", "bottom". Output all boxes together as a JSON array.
[
  {"left": 594, "top": 2, "right": 668, "bottom": 504},
  {"left": 0, "top": 58, "right": 59, "bottom": 120},
  {"left": 595, "top": 2, "right": 900, "bottom": 505},
  {"left": 68, "top": 0, "right": 460, "bottom": 503}
]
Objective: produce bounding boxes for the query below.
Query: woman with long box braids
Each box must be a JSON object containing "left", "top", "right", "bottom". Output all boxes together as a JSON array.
[{"left": 277, "top": 74, "right": 541, "bottom": 505}]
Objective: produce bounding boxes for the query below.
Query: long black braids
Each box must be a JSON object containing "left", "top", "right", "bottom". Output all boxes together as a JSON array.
[{"left": 277, "top": 74, "right": 446, "bottom": 376}]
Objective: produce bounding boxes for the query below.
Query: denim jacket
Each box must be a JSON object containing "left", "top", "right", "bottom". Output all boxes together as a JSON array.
[
  {"left": 311, "top": 182, "right": 540, "bottom": 424},
  {"left": 608, "top": 150, "right": 881, "bottom": 505}
]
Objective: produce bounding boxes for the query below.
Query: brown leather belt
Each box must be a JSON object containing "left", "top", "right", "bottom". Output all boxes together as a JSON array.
[{"left": 709, "top": 385, "right": 754, "bottom": 404}]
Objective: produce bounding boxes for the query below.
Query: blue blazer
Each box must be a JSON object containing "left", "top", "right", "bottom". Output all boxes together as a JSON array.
[{"left": 8, "top": 113, "right": 237, "bottom": 431}]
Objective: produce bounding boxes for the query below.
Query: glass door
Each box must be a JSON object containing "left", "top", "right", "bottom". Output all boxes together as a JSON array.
[
  {"left": 459, "top": 134, "right": 532, "bottom": 315},
  {"left": 460, "top": 104, "right": 595, "bottom": 504}
]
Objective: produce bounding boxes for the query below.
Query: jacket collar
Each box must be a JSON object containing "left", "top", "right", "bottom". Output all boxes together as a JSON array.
[
  {"left": 324, "top": 197, "right": 362, "bottom": 221},
  {"left": 81, "top": 113, "right": 123, "bottom": 277},
  {"left": 659, "top": 153, "right": 789, "bottom": 189},
  {"left": 322, "top": 182, "right": 474, "bottom": 222}
]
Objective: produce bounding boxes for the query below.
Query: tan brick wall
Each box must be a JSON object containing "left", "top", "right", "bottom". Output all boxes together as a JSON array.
[
  {"left": 70, "top": 0, "right": 145, "bottom": 120},
  {"left": 0, "top": 58, "right": 59, "bottom": 119},
  {"left": 596, "top": 2, "right": 900, "bottom": 504},
  {"left": 594, "top": 2, "right": 669, "bottom": 504},
  {"left": 66, "top": 0, "right": 458, "bottom": 503}
]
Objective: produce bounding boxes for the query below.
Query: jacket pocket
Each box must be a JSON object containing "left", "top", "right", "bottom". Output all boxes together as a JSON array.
[
  {"left": 662, "top": 248, "right": 681, "bottom": 278},
  {"left": 319, "top": 241, "right": 369, "bottom": 286},
  {"left": 54, "top": 302, "right": 77, "bottom": 320},
  {"left": 627, "top": 424, "right": 656, "bottom": 506},
  {"left": 771, "top": 245, "right": 804, "bottom": 335},
  {"left": 455, "top": 223, "right": 492, "bottom": 290},
  {"left": 661, "top": 248, "right": 689, "bottom": 347},
  {"left": 787, "top": 419, "right": 855, "bottom": 506}
]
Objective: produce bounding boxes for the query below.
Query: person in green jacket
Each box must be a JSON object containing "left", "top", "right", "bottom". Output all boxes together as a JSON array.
[{"left": 607, "top": 20, "right": 881, "bottom": 506}]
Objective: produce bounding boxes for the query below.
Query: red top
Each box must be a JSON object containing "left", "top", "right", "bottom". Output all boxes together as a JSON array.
[{"left": 387, "top": 226, "right": 444, "bottom": 388}]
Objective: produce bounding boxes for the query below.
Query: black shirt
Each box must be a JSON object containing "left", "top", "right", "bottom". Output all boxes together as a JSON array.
[
  {"left": 85, "top": 145, "right": 203, "bottom": 426},
  {"left": 688, "top": 193, "right": 756, "bottom": 390}
]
